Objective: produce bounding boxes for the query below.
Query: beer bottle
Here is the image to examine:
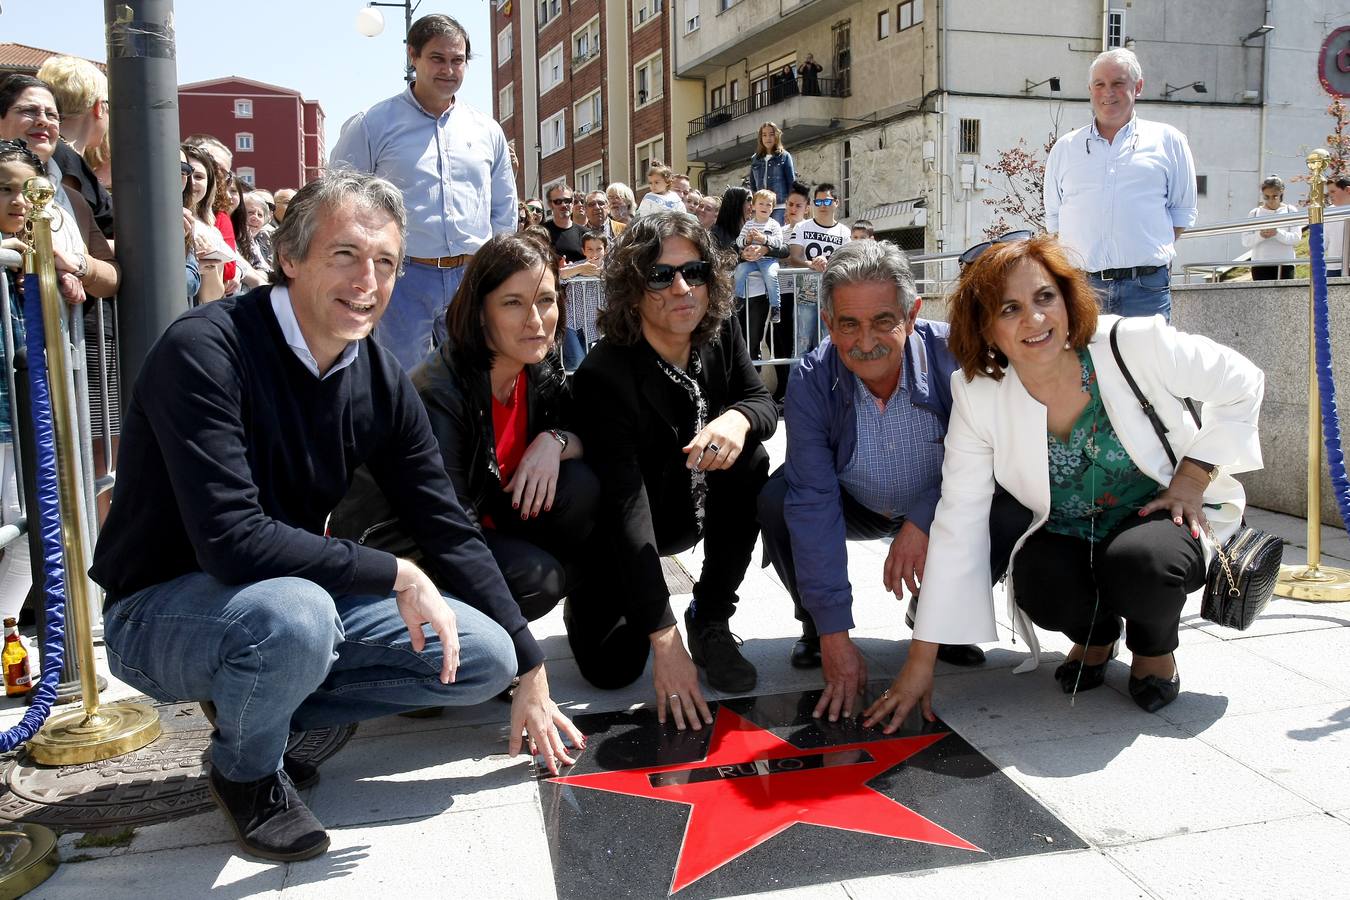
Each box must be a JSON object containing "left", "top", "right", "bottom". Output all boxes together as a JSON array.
[{"left": 3, "top": 616, "right": 32, "bottom": 696}]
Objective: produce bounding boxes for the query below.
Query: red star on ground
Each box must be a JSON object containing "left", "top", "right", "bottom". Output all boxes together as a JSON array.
[{"left": 549, "top": 708, "right": 982, "bottom": 894}]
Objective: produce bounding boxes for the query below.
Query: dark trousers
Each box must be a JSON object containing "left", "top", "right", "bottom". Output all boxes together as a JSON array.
[
  {"left": 739, "top": 293, "right": 794, "bottom": 401},
  {"left": 566, "top": 443, "right": 771, "bottom": 689},
  {"left": 480, "top": 459, "right": 598, "bottom": 621},
  {"left": 1013, "top": 511, "right": 1205, "bottom": 657},
  {"left": 1251, "top": 264, "right": 1295, "bottom": 281},
  {"left": 756, "top": 466, "right": 1033, "bottom": 637}
]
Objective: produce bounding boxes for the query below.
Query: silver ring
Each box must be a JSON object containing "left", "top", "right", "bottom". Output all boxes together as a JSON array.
[
  {"left": 668, "top": 693, "right": 681, "bottom": 701},
  {"left": 707, "top": 443, "right": 720, "bottom": 453}
]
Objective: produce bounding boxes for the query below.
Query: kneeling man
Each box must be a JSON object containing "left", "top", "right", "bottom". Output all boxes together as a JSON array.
[
  {"left": 91, "top": 171, "right": 578, "bottom": 863},
  {"left": 758, "top": 240, "right": 1030, "bottom": 720}
]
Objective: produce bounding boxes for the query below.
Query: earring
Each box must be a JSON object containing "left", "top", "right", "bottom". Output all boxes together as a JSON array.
[
  {"left": 984, "top": 346, "right": 996, "bottom": 374},
  {"left": 1064, "top": 340, "right": 1071, "bottom": 350}
]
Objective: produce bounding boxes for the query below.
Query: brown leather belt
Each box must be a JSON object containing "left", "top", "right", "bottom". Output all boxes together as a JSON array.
[{"left": 406, "top": 253, "right": 470, "bottom": 269}]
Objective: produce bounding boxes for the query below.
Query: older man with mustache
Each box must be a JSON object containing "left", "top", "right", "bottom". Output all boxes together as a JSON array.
[{"left": 757, "top": 241, "right": 1031, "bottom": 721}]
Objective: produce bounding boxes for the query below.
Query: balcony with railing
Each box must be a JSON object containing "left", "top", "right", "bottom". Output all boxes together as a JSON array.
[
  {"left": 676, "top": 0, "right": 837, "bottom": 77},
  {"left": 687, "top": 75, "right": 846, "bottom": 166}
]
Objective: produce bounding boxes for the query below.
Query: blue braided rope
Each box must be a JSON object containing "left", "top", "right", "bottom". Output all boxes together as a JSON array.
[
  {"left": 1307, "top": 222, "right": 1350, "bottom": 537},
  {"left": 0, "top": 273, "right": 68, "bottom": 750}
]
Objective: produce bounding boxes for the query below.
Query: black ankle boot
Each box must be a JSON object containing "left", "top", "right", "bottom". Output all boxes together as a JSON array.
[
  {"left": 684, "top": 607, "right": 757, "bottom": 693},
  {"left": 200, "top": 701, "right": 321, "bottom": 790},
  {"left": 208, "top": 768, "right": 330, "bottom": 861}
]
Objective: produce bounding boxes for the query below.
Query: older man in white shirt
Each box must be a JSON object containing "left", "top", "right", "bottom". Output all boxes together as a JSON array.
[{"left": 1044, "top": 48, "right": 1197, "bottom": 321}]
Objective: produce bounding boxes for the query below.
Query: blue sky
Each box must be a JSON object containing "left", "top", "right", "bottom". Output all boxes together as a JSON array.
[{"left": 1, "top": 0, "right": 494, "bottom": 156}]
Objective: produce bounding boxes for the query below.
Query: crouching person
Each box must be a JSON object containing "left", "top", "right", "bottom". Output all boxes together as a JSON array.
[{"left": 90, "top": 171, "right": 580, "bottom": 863}]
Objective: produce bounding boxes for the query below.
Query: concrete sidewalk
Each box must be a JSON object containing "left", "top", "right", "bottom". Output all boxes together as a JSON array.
[{"left": 8, "top": 431, "right": 1350, "bottom": 899}]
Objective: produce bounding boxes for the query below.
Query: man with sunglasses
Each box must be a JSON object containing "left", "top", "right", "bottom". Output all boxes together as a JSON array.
[
  {"left": 1044, "top": 48, "right": 1196, "bottom": 321},
  {"left": 543, "top": 183, "right": 589, "bottom": 263},
  {"left": 788, "top": 183, "right": 851, "bottom": 272}
]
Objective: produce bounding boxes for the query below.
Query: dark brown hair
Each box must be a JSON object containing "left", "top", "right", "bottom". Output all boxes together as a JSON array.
[
  {"left": 408, "top": 14, "right": 471, "bottom": 58},
  {"left": 947, "top": 234, "right": 1099, "bottom": 381},
  {"left": 597, "top": 211, "right": 734, "bottom": 347},
  {"left": 444, "top": 231, "right": 562, "bottom": 370}
]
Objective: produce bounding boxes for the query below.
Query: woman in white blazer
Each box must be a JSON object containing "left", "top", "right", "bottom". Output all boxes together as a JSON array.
[{"left": 864, "top": 236, "right": 1263, "bottom": 730}]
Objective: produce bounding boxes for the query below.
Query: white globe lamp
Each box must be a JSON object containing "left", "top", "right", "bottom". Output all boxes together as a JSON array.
[{"left": 355, "top": 6, "right": 386, "bottom": 37}]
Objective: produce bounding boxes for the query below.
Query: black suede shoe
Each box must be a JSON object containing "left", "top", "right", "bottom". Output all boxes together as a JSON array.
[
  {"left": 200, "top": 701, "right": 321, "bottom": 791},
  {"left": 935, "top": 644, "right": 986, "bottom": 667},
  {"left": 208, "top": 768, "right": 330, "bottom": 861},
  {"left": 1129, "top": 671, "right": 1181, "bottom": 713},
  {"left": 789, "top": 635, "right": 822, "bottom": 669},
  {"left": 684, "top": 607, "right": 757, "bottom": 693}
]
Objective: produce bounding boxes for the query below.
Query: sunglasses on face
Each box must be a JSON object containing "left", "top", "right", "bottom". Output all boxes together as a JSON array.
[
  {"left": 813, "top": 197, "right": 835, "bottom": 206},
  {"left": 647, "top": 260, "right": 712, "bottom": 290},
  {"left": 526, "top": 205, "right": 543, "bottom": 214},
  {"left": 551, "top": 197, "right": 573, "bottom": 206},
  {"left": 958, "top": 229, "right": 1034, "bottom": 267},
  {"left": 180, "top": 162, "right": 193, "bottom": 177}
]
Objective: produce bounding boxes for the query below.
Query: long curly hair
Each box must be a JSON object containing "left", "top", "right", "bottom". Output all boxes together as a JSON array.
[{"left": 597, "top": 211, "right": 734, "bottom": 348}]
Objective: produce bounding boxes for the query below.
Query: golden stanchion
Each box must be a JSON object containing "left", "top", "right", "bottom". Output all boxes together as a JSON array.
[
  {"left": 0, "top": 824, "right": 58, "bottom": 897},
  {"left": 16, "top": 177, "right": 161, "bottom": 763},
  {"left": 1274, "top": 149, "right": 1350, "bottom": 602}
]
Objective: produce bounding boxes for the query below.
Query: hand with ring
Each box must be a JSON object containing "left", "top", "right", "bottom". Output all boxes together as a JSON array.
[{"left": 684, "top": 410, "right": 752, "bottom": 472}]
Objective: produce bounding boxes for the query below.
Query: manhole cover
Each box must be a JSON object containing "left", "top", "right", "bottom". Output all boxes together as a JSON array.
[{"left": 0, "top": 697, "right": 355, "bottom": 829}]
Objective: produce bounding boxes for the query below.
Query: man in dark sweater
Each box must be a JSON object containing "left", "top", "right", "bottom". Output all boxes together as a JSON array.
[{"left": 91, "top": 171, "right": 582, "bottom": 863}]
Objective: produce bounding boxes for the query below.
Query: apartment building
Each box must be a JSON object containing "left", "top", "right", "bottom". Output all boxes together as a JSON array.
[{"left": 491, "top": 0, "right": 702, "bottom": 202}]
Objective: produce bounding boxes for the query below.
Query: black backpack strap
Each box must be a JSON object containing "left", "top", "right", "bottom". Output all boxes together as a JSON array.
[{"left": 1108, "top": 319, "right": 1179, "bottom": 467}]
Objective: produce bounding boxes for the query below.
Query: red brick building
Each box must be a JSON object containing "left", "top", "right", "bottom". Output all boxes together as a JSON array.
[{"left": 178, "top": 77, "right": 325, "bottom": 191}]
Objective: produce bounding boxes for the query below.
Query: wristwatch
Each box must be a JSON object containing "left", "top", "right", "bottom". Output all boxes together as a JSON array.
[
  {"left": 548, "top": 428, "right": 569, "bottom": 452},
  {"left": 1185, "top": 457, "right": 1220, "bottom": 482}
]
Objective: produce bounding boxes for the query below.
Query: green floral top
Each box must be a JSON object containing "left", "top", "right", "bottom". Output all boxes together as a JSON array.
[{"left": 1045, "top": 351, "right": 1158, "bottom": 542}]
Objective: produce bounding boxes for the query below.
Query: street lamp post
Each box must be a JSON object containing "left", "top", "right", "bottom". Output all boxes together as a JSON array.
[{"left": 355, "top": 1, "right": 424, "bottom": 83}]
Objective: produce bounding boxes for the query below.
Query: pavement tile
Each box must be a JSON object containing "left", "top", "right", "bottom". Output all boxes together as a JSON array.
[
  {"left": 844, "top": 849, "right": 1149, "bottom": 899},
  {"left": 984, "top": 723, "right": 1317, "bottom": 845},
  {"left": 33, "top": 840, "right": 286, "bottom": 899},
  {"left": 713, "top": 884, "right": 851, "bottom": 900},
  {"left": 1104, "top": 814, "right": 1350, "bottom": 898},
  {"left": 279, "top": 800, "right": 554, "bottom": 899},
  {"left": 1181, "top": 700, "right": 1350, "bottom": 809},
  {"left": 1237, "top": 626, "right": 1350, "bottom": 695}
]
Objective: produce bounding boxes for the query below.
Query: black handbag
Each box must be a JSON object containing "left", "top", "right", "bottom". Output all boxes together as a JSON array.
[{"left": 1108, "top": 321, "right": 1282, "bottom": 630}]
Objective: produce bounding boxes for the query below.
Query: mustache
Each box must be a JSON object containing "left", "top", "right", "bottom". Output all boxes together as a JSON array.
[{"left": 847, "top": 343, "right": 893, "bottom": 362}]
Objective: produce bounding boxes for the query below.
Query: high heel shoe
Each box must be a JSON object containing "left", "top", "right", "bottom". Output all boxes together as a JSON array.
[
  {"left": 1129, "top": 657, "right": 1180, "bottom": 712},
  {"left": 1053, "top": 642, "right": 1117, "bottom": 695}
]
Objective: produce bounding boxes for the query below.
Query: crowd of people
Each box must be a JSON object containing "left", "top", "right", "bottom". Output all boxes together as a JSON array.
[{"left": 0, "top": 21, "right": 1277, "bottom": 870}]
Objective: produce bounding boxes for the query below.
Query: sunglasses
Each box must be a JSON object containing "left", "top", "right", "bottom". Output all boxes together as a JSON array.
[
  {"left": 551, "top": 197, "right": 574, "bottom": 205},
  {"left": 180, "top": 161, "right": 193, "bottom": 177},
  {"left": 813, "top": 197, "right": 835, "bottom": 206},
  {"left": 958, "top": 230, "right": 1034, "bottom": 267},
  {"left": 526, "top": 204, "right": 543, "bottom": 213},
  {"left": 647, "top": 260, "right": 712, "bottom": 290}
]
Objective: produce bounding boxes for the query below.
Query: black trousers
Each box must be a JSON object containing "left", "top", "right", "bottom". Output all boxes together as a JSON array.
[
  {"left": 479, "top": 459, "right": 598, "bottom": 621},
  {"left": 1251, "top": 264, "right": 1294, "bottom": 281},
  {"left": 566, "top": 443, "right": 771, "bottom": 689},
  {"left": 756, "top": 466, "right": 1033, "bottom": 637},
  {"left": 1013, "top": 510, "right": 1206, "bottom": 657},
  {"left": 738, "top": 293, "right": 794, "bottom": 401}
]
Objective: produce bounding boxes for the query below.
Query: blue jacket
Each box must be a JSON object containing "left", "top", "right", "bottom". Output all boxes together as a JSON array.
[
  {"left": 748, "top": 150, "right": 797, "bottom": 205},
  {"left": 782, "top": 319, "right": 960, "bottom": 634}
]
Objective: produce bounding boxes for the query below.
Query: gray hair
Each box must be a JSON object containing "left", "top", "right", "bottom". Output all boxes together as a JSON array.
[
  {"left": 270, "top": 169, "right": 407, "bottom": 285},
  {"left": 1088, "top": 48, "right": 1142, "bottom": 88},
  {"left": 606, "top": 181, "right": 637, "bottom": 208},
  {"left": 819, "top": 239, "right": 918, "bottom": 319}
]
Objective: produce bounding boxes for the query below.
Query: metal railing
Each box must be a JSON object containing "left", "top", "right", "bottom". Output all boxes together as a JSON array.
[{"left": 688, "top": 75, "right": 847, "bottom": 138}]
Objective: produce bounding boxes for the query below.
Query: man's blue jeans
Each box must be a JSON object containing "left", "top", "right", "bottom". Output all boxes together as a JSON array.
[
  {"left": 377, "top": 260, "right": 468, "bottom": 371},
  {"left": 102, "top": 573, "right": 516, "bottom": 782},
  {"left": 1088, "top": 267, "right": 1172, "bottom": 321}
]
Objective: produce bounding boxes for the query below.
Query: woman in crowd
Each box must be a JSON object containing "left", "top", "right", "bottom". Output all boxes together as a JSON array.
[
  {"left": 606, "top": 182, "right": 636, "bottom": 237},
  {"left": 748, "top": 122, "right": 796, "bottom": 225},
  {"left": 182, "top": 144, "right": 230, "bottom": 303},
  {"left": 569, "top": 212, "right": 776, "bottom": 726},
  {"left": 35, "top": 55, "right": 113, "bottom": 241},
  {"left": 697, "top": 194, "right": 720, "bottom": 231},
  {"left": 1242, "top": 175, "right": 1300, "bottom": 281},
  {"left": 711, "top": 185, "right": 788, "bottom": 364},
  {"left": 709, "top": 186, "right": 751, "bottom": 253},
  {"left": 522, "top": 198, "right": 544, "bottom": 231},
  {"left": 242, "top": 191, "right": 274, "bottom": 274},
  {"left": 865, "top": 236, "right": 1263, "bottom": 729},
  {"left": 635, "top": 163, "right": 685, "bottom": 218}
]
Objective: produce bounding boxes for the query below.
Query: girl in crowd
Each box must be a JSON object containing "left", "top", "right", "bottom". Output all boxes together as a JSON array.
[
  {"left": 635, "top": 163, "right": 686, "bottom": 218},
  {"left": 865, "top": 235, "right": 1263, "bottom": 729},
  {"left": 183, "top": 144, "right": 230, "bottom": 303},
  {"left": 1242, "top": 175, "right": 1299, "bottom": 281},
  {"left": 748, "top": 122, "right": 797, "bottom": 225}
]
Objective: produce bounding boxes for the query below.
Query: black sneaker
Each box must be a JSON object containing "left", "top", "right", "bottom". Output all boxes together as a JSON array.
[
  {"left": 200, "top": 701, "right": 321, "bottom": 790},
  {"left": 684, "top": 607, "right": 757, "bottom": 693},
  {"left": 207, "top": 768, "right": 330, "bottom": 861}
]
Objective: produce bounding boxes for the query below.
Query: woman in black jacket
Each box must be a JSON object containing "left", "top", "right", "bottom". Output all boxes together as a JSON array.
[{"left": 569, "top": 212, "right": 776, "bottom": 729}]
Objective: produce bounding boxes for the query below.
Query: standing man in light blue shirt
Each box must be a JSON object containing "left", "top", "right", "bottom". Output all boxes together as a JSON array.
[
  {"left": 330, "top": 14, "right": 518, "bottom": 370},
  {"left": 1044, "top": 48, "right": 1197, "bottom": 321}
]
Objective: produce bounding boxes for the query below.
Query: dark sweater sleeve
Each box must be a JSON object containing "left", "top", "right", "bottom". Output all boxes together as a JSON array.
[
  {"left": 140, "top": 317, "right": 397, "bottom": 595},
  {"left": 419, "top": 378, "right": 485, "bottom": 532},
  {"left": 369, "top": 373, "right": 544, "bottom": 673},
  {"left": 722, "top": 317, "right": 779, "bottom": 440}
]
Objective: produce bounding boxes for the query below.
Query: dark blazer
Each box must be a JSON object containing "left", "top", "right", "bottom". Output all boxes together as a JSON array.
[{"left": 571, "top": 316, "right": 777, "bottom": 632}]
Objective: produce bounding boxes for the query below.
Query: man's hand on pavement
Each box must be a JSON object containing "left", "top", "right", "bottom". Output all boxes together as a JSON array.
[{"left": 812, "top": 631, "right": 868, "bottom": 721}]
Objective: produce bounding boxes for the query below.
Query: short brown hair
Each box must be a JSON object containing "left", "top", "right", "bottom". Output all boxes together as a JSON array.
[
  {"left": 408, "top": 14, "right": 471, "bottom": 58},
  {"left": 947, "top": 235, "right": 1098, "bottom": 382},
  {"left": 444, "top": 231, "right": 562, "bottom": 370},
  {"left": 598, "top": 212, "right": 734, "bottom": 347}
]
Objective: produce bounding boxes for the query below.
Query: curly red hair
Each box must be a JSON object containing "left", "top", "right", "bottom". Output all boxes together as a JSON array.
[{"left": 947, "top": 235, "right": 1099, "bottom": 381}]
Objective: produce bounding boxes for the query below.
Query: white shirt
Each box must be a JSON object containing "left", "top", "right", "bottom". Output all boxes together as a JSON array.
[
  {"left": 270, "top": 285, "right": 360, "bottom": 380},
  {"left": 1044, "top": 116, "right": 1197, "bottom": 271},
  {"left": 1241, "top": 203, "right": 1300, "bottom": 264},
  {"left": 1324, "top": 204, "right": 1348, "bottom": 273},
  {"left": 789, "top": 218, "right": 851, "bottom": 262}
]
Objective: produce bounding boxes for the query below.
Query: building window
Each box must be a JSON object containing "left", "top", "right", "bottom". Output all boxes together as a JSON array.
[
  {"left": 541, "top": 109, "right": 566, "bottom": 157},
  {"left": 540, "top": 43, "right": 565, "bottom": 94},
  {"left": 573, "top": 16, "right": 601, "bottom": 69},
  {"left": 730, "top": 79, "right": 741, "bottom": 101},
  {"left": 633, "top": 0, "right": 663, "bottom": 29},
  {"left": 751, "top": 75, "right": 769, "bottom": 104},
  {"left": 634, "top": 52, "right": 663, "bottom": 108},
  {"left": 898, "top": 0, "right": 923, "bottom": 30},
  {"left": 235, "top": 132, "right": 254, "bottom": 152},
  {"left": 635, "top": 135, "right": 666, "bottom": 182},
  {"left": 684, "top": 0, "right": 700, "bottom": 33},
  {"left": 958, "top": 118, "right": 980, "bottom": 155},
  {"left": 538, "top": 0, "right": 561, "bottom": 29},
  {"left": 1106, "top": 8, "right": 1125, "bottom": 48},
  {"left": 499, "top": 83, "right": 514, "bottom": 121},
  {"left": 842, "top": 140, "right": 852, "bottom": 218},
  {"left": 233, "top": 99, "right": 253, "bottom": 118},
  {"left": 1196, "top": 174, "right": 1208, "bottom": 197},
  {"left": 497, "top": 25, "right": 513, "bottom": 63},
  {"left": 720, "top": 0, "right": 741, "bottom": 10},
  {"left": 235, "top": 167, "right": 255, "bottom": 187},
  {"left": 878, "top": 10, "right": 890, "bottom": 40},
  {"left": 710, "top": 85, "right": 727, "bottom": 109},
  {"left": 574, "top": 89, "right": 602, "bottom": 137},
  {"left": 575, "top": 160, "right": 604, "bottom": 194}
]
